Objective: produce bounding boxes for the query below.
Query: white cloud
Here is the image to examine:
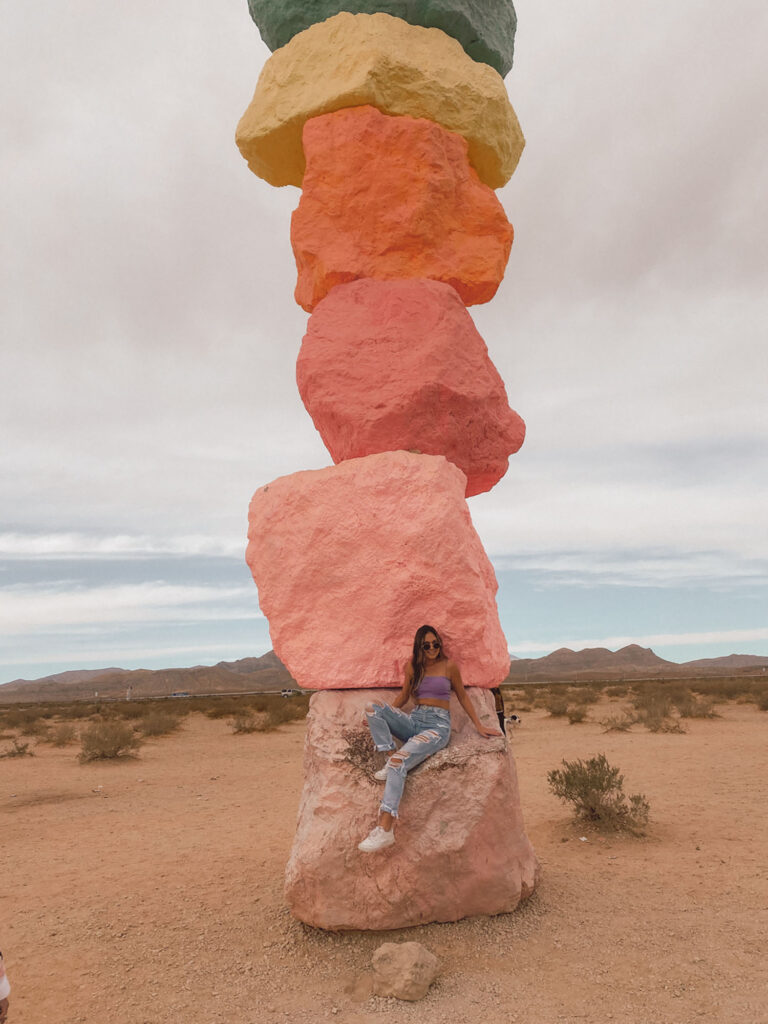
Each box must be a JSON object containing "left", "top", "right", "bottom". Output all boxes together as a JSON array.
[
  {"left": 0, "top": 582, "right": 261, "bottom": 634},
  {"left": 493, "top": 549, "right": 768, "bottom": 588},
  {"left": 0, "top": 532, "right": 244, "bottom": 559},
  {"left": 3, "top": 641, "right": 271, "bottom": 670}
]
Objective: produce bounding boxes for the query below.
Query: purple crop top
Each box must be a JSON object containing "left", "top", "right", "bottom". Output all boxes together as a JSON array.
[{"left": 417, "top": 674, "right": 452, "bottom": 700}]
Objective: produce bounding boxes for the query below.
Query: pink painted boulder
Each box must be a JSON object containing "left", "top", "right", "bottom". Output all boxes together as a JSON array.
[
  {"left": 285, "top": 688, "right": 539, "bottom": 929},
  {"left": 291, "top": 106, "right": 514, "bottom": 312},
  {"left": 245, "top": 451, "right": 509, "bottom": 689},
  {"left": 297, "top": 278, "right": 525, "bottom": 497}
]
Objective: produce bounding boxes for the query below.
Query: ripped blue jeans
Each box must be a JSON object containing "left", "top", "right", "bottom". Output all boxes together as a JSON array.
[{"left": 365, "top": 702, "right": 451, "bottom": 818}]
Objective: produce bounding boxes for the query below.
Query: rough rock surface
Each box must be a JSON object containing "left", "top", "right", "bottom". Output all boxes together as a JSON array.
[
  {"left": 235, "top": 12, "right": 524, "bottom": 189},
  {"left": 297, "top": 278, "right": 525, "bottom": 496},
  {"left": 291, "top": 106, "right": 513, "bottom": 311},
  {"left": 284, "top": 688, "right": 540, "bottom": 929},
  {"left": 245, "top": 451, "right": 510, "bottom": 689},
  {"left": 246, "top": 0, "right": 517, "bottom": 78},
  {"left": 372, "top": 942, "right": 439, "bottom": 1001}
]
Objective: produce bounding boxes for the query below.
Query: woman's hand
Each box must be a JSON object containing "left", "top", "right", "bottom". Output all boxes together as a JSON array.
[{"left": 476, "top": 724, "right": 503, "bottom": 739}]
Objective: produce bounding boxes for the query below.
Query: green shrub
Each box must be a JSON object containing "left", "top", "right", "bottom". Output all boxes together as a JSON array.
[
  {"left": 79, "top": 721, "right": 141, "bottom": 762},
  {"left": 547, "top": 753, "right": 650, "bottom": 834}
]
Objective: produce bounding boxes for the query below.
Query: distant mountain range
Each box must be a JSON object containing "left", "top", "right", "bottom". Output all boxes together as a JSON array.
[
  {"left": 504, "top": 645, "right": 768, "bottom": 682},
  {"left": 2, "top": 646, "right": 767, "bottom": 703},
  {"left": 0, "top": 651, "right": 293, "bottom": 703}
]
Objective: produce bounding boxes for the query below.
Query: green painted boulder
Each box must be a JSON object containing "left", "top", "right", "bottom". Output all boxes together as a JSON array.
[{"left": 246, "top": 0, "right": 517, "bottom": 77}]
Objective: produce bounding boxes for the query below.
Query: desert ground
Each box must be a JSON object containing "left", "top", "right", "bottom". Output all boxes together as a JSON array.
[{"left": 2, "top": 693, "right": 767, "bottom": 1024}]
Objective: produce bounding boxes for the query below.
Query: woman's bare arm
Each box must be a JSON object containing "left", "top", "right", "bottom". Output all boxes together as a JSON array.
[
  {"left": 449, "top": 663, "right": 502, "bottom": 737},
  {"left": 391, "top": 664, "right": 413, "bottom": 709}
]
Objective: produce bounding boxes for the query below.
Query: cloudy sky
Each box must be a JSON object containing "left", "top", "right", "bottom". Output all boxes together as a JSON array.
[{"left": 1, "top": 0, "right": 766, "bottom": 684}]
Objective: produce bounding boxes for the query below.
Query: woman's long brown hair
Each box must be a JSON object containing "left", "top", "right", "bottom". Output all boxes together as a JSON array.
[{"left": 406, "top": 625, "right": 444, "bottom": 700}]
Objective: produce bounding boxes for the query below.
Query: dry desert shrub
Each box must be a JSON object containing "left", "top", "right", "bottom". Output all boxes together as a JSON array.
[
  {"left": 528, "top": 687, "right": 551, "bottom": 708},
  {"left": 547, "top": 753, "right": 650, "bottom": 834},
  {"left": 567, "top": 685, "right": 602, "bottom": 706},
  {"left": 78, "top": 720, "right": 142, "bottom": 762},
  {"left": 544, "top": 695, "right": 569, "bottom": 717},
  {"left": 229, "top": 710, "right": 271, "bottom": 734},
  {"left": 110, "top": 702, "right": 152, "bottom": 720},
  {"left": 20, "top": 718, "right": 51, "bottom": 738},
  {"left": 689, "top": 678, "right": 768, "bottom": 703},
  {"left": 674, "top": 691, "right": 720, "bottom": 719},
  {"left": 757, "top": 692, "right": 768, "bottom": 712},
  {"left": 205, "top": 698, "right": 248, "bottom": 720},
  {"left": 220, "top": 694, "right": 309, "bottom": 733},
  {"left": 56, "top": 703, "right": 100, "bottom": 721},
  {"left": 0, "top": 738, "right": 34, "bottom": 759},
  {"left": 3, "top": 707, "right": 53, "bottom": 731},
  {"left": 630, "top": 689, "right": 685, "bottom": 733},
  {"left": 341, "top": 726, "right": 377, "bottom": 782},
  {"left": 113, "top": 700, "right": 193, "bottom": 722},
  {"left": 605, "top": 685, "right": 629, "bottom": 698},
  {"left": 137, "top": 711, "right": 182, "bottom": 737},
  {"left": 48, "top": 723, "right": 78, "bottom": 747},
  {"left": 567, "top": 704, "right": 588, "bottom": 724},
  {"left": 262, "top": 696, "right": 310, "bottom": 726},
  {"left": 601, "top": 710, "right": 637, "bottom": 732},
  {"left": 656, "top": 718, "right": 687, "bottom": 733}
]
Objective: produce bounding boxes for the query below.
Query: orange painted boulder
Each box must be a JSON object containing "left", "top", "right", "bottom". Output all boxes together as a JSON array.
[
  {"left": 245, "top": 451, "right": 510, "bottom": 689},
  {"left": 290, "top": 106, "right": 513, "bottom": 312},
  {"left": 235, "top": 12, "right": 524, "bottom": 189},
  {"left": 297, "top": 278, "right": 525, "bottom": 496}
]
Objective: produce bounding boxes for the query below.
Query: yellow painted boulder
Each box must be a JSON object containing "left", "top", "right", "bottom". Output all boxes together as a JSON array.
[{"left": 235, "top": 12, "right": 524, "bottom": 189}]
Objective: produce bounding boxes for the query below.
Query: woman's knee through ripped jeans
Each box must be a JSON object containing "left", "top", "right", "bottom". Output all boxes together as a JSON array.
[{"left": 364, "top": 702, "right": 451, "bottom": 818}]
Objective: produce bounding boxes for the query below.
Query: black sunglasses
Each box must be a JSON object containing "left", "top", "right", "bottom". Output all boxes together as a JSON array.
[{"left": 422, "top": 641, "right": 441, "bottom": 651}]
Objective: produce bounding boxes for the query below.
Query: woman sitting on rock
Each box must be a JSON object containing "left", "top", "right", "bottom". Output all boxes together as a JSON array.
[{"left": 359, "top": 624, "right": 502, "bottom": 852}]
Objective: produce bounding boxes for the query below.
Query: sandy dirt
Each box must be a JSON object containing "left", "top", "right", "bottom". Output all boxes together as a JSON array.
[{"left": 2, "top": 699, "right": 767, "bottom": 1024}]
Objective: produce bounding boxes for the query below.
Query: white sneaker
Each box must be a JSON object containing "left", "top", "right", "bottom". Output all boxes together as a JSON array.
[
  {"left": 358, "top": 826, "right": 395, "bottom": 853},
  {"left": 373, "top": 766, "right": 389, "bottom": 781}
]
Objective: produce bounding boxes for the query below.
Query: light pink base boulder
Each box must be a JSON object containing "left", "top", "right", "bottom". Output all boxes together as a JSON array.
[
  {"left": 246, "top": 451, "right": 510, "bottom": 689},
  {"left": 285, "top": 688, "right": 539, "bottom": 930}
]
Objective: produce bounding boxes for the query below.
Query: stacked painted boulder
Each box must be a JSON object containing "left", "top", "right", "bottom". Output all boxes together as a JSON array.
[{"left": 237, "top": 1, "right": 538, "bottom": 929}]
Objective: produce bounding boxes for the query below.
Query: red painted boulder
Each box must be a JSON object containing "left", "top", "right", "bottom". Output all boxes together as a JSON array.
[
  {"left": 245, "top": 451, "right": 510, "bottom": 689},
  {"left": 285, "top": 688, "right": 539, "bottom": 929},
  {"left": 297, "top": 278, "right": 525, "bottom": 497},
  {"left": 291, "top": 106, "right": 514, "bottom": 312}
]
